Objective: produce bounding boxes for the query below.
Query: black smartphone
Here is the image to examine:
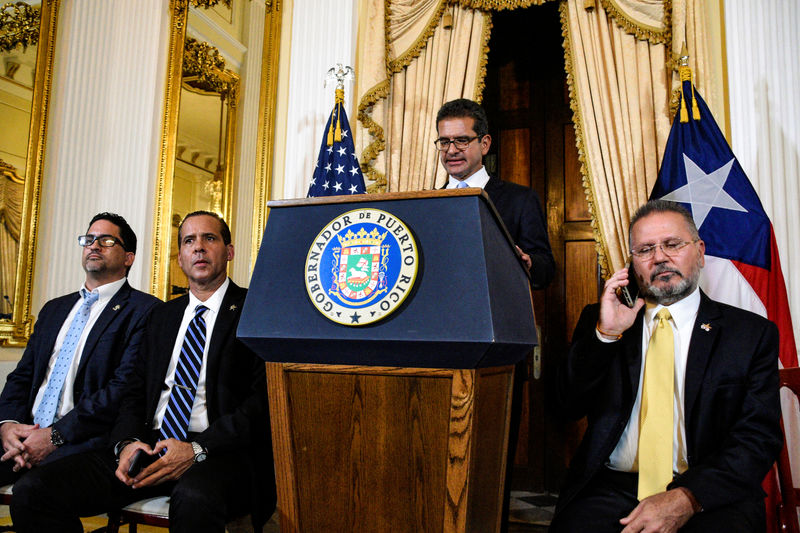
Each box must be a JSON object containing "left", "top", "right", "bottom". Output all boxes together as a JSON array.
[
  {"left": 127, "top": 449, "right": 155, "bottom": 477},
  {"left": 617, "top": 262, "right": 640, "bottom": 308}
]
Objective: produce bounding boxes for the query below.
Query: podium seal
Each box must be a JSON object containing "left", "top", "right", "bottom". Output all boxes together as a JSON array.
[{"left": 304, "top": 208, "right": 418, "bottom": 325}]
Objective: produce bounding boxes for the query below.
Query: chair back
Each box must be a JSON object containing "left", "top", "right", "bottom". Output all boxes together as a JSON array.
[{"left": 778, "top": 367, "right": 800, "bottom": 533}]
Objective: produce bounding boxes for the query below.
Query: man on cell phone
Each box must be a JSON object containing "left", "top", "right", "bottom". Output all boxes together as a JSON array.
[
  {"left": 10, "top": 211, "right": 276, "bottom": 533},
  {"left": 550, "top": 200, "right": 781, "bottom": 532}
]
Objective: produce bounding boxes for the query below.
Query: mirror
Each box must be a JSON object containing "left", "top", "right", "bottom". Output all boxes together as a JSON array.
[
  {"left": 151, "top": 0, "right": 282, "bottom": 300},
  {"left": 0, "top": 0, "right": 59, "bottom": 345},
  {"left": 169, "top": 36, "right": 239, "bottom": 298}
]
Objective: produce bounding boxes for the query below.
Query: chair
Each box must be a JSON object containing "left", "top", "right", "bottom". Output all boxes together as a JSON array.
[
  {"left": 777, "top": 367, "right": 800, "bottom": 533},
  {"left": 105, "top": 496, "right": 254, "bottom": 532},
  {"left": 0, "top": 484, "right": 14, "bottom": 532}
]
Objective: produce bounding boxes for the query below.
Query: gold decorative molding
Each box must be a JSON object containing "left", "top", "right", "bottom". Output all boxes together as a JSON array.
[
  {"left": 0, "top": 1, "right": 40, "bottom": 53},
  {"left": 182, "top": 36, "right": 238, "bottom": 98},
  {"left": 0, "top": 0, "right": 59, "bottom": 346},
  {"left": 250, "top": 1, "right": 283, "bottom": 270},
  {"left": 190, "top": 0, "right": 231, "bottom": 8},
  {"left": 151, "top": 0, "right": 189, "bottom": 300}
]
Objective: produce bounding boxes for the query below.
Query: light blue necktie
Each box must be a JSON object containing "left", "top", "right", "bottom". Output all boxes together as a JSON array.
[
  {"left": 456, "top": 181, "right": 469, "bottom": 189},
  {"left": 160, "top": 305, "right": 208, "bottom": 442},
  {"left": 34, "top": 290, "right": 100, "bottom": 427}
]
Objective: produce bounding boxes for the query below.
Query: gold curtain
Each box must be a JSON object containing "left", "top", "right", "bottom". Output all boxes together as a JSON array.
[
  {"left": 356, "top": 0, "right": 491, "bottom": 192},
  {"left": 561, "top": 0, "right": 710, "bottom": 273},
  {"left": 0, "top": 166, "right": 24, "bottom": 314}
]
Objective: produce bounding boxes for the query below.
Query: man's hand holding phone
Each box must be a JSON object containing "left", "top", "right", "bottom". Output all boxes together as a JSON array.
[{"left": 598, "top": 265, "right": 644, "bottom": 340}]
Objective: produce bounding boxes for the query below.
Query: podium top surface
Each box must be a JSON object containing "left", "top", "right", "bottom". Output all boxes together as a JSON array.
[{"left": 239, "top": 190, "right": 537, "bottom": 368}]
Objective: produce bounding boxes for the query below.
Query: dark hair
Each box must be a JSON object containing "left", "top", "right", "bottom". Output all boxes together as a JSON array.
[
  {"left": 436, "top": 98, "right": 489, "bottom": 137},
  {"left": 89, "top": 212, "right": 136, "bottom": 254},
  {"left": 628, "top": 200, "right": 699, "bottom": 247},
  {"left": 178, "top": 211, "right": 231, "bottom": 245}
]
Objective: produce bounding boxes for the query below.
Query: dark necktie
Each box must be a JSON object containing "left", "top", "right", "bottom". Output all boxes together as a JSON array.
[{"left": 159, "top": 304, "right": 208, "bottom": 442}]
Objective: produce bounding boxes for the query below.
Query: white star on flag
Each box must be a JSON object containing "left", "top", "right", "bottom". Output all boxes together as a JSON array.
[
  {"left": 349, "top": 184, "right": 359, "bottom": 194},
  {"left": 341, "top": 129, "right": 349, "bottom": 138},
  {"left": 349, "top": 166, "right": 359, "bottom": 176},
  {"left": 333, "top": 182, "right": 343, "bottom": 191},
  {"left": 322, "top": 180, "right": 330, "bottom": 189},
  {"left": 337, "top": 146, "right": 347, "bottom": 157},
  {"left": 335, "top": 164, "right": 345, "bottom": 174},
  {"left": 327, "top": 146, "right": 333, "bottom": 154},
  {"left": 324, "top": 163, "right": 331, "bottom": 172},
  {"left": 660, "top": 154, "right": 747, "bottom": 229}
]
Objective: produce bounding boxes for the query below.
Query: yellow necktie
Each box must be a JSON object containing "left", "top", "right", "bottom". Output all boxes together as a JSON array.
[{"left": 637, "top": 308, "right": 674, "bottom": 500}]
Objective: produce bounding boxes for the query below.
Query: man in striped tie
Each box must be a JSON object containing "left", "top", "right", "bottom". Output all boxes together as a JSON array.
[
  {"left": 550, "top": 200, "right": 782, "bottom": 532},
  {"left": 12, "top": 211, "right": 276, "bottom": 533}
]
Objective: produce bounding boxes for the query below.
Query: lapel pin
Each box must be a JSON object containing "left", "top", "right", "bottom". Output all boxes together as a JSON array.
[
  {"left": 229, "top": 304, "right": 237, "bottom": 311},
  {"left": 700, "top": 323, "right": 711, "bottom": 332},
  {"left": 112, "top": 305, "right": 121, "bottom": 311}
]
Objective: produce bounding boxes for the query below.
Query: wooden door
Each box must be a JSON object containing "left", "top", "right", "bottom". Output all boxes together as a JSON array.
[{"left": 483, "top": 3, "right": 601, "bottom": 492}]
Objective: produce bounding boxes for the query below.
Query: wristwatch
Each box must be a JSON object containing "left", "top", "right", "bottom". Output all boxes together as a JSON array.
[
  {"left": 190, "top": 442, "right": 207, "bottom": 463},
  {"left": 50, "top": 427, "right": 65, "bottom": 447}
]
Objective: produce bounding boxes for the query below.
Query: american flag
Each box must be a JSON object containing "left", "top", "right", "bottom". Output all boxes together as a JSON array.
[{"left": 307, "top": 89, "right": 365, "bottom": 197}]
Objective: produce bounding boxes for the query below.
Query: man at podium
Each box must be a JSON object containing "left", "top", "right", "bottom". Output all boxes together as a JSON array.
[{"left": 436, "top": 98, "right": 555, "bottom": 289}]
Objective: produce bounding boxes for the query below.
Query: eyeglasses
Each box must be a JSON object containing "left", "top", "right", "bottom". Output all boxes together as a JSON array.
[
  {"left": 433, "top": 135, "right": 482, "bottom": 151},
  {"left": 78, "top": 234, "right": 124, "bottom": 248},
  {"left": 630, "top": 238, "right": 699, "bottom": 260}
]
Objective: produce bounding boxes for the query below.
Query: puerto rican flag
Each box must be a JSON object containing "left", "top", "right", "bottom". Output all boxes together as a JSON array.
[{"left": 651, "top": 76, "right": 797, "bottom": 532}]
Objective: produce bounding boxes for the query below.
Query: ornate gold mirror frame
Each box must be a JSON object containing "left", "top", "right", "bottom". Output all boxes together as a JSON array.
[
  {"left": 0, "top": 0, "right": 60, "bottom": 346},
  {"left": 151, "top": 0, "right": 282, "bottom": 300}
]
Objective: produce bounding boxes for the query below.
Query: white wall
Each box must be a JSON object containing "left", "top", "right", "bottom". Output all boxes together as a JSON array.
[
  {"left": 725, "top": 0, "right": 800, "bottom": 355},
  {"left": 279, "top": 0, "right": 357, "bottom": 201}
]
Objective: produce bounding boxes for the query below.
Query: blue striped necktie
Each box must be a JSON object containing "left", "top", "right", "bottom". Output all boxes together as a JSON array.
[
  {"left": 160, "top": 304, "right": 208, "bottom": 442},
  {"left": 34, "top": 290, "right": 100, "bottom": 427}
]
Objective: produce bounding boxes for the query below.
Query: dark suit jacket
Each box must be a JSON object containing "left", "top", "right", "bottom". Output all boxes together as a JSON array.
[
  {"left": 0, "top": 281, "right": 159, "bottom": 463},
  {"left": 443, "top": 176, "right": 555, "bottom": 289},
  {"left": 109, "top": 280, "right": 275, "bottom": 525},
  {"left": 554, "top": 291, "right": 782, "bottom": 516}
]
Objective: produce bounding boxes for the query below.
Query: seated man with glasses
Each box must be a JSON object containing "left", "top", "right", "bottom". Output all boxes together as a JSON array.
[
  {"left": 550, "top": 200, "right": 782, "bottom": 532},
  {"left": 435, "top": 98, "right": 554, "bottom": 289},
  {"left": 0, "top": 213, "right": 159, "bottom": 483}
]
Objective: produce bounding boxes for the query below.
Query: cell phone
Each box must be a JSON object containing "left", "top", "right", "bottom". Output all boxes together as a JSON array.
[
  {"left": 617, "top": 262, "right": 640, "bottom": 308},
  {"left": 127, "top": 449, "right": 155, "bottom": 477}
]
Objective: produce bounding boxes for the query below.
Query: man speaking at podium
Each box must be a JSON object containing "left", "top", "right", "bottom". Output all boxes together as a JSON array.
[{"left": 436, "top": 98, "right": 554, "bottom": 289}]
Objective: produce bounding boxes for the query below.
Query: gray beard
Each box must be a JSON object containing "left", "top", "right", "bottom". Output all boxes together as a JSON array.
[
  {"left": 642, "top": 263, "right": 700, "bottom": 306},
  {"left": 644, "top": 276, "right": 697, "bottom": 306}
]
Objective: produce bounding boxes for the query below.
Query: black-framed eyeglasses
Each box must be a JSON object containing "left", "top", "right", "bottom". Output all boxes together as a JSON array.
[
  {"left": 433, "top": 135, "right": 482, "bottom": 152},
  {"left": 78, "top": 234, "right": 124, "bottom": 249},
  {"left": 631, "top": 238, "right": 699, "bottom": 260}
]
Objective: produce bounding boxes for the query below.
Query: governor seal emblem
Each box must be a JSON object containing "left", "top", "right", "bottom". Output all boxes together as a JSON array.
[{"left": 304, "top": 208, "right": 418, "bottom": 325}]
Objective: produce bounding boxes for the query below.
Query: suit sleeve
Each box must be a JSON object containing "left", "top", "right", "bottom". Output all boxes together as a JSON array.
[
  {"left": 0, "top": 301, "right": 59, "bottom": 423},
  {"left": 516, "top": 189, "right": 555, "bottom": 290},
  {"left": 554, "top": 304, "right": 621, "bottom": 420},
  {"left": 668, "top": 319, "right": 782, "bottom": 511},
  {"left": 53, "top": 297, "right": 158, "bottom": 445},
  {"left": 108, "top": 306, "right": 161, "bottom": 446}
]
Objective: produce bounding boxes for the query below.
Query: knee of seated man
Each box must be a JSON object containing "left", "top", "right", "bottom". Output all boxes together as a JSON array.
[
  {"left": 170, "top": 476, "right": 223, "bottom": 517},
  {"left": 10, "top": 468, "right": 51, "bottom": 510}
]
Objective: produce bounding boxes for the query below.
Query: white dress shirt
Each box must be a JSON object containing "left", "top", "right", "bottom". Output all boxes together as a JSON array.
[
  {"left": 606, "top": 287, "right": 701, "bottom": 475},
  {"left": 30, "top": 277, "right": 127, "bottom": 421},
  {"left": 445, "top": 166, "right": 491, "bottom": 189},
  {"left": 153, "top": 277, "right": 230, "bottom": 434}
]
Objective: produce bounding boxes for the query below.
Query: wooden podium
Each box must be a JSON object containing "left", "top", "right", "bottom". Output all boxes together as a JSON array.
[{"left": 239, "top": 190, "right": 537, "bottom": 532}]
